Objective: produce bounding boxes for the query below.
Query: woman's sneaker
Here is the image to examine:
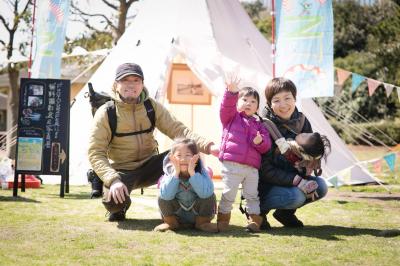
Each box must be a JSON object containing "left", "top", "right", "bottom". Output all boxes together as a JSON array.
[
  {"left": 260, "top": 213, "right": 272, "bottom": 231},
  {"left": 273, "top": 209, "right": 304, "bottom": 227}
]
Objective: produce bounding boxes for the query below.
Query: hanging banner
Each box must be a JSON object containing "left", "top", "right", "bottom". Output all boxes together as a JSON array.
[
  {"left": 31, "top": 0, "right": 70, "bottom": 78},
  {"left": 275, "top": 0, "right": 334, "bottom": 98}
]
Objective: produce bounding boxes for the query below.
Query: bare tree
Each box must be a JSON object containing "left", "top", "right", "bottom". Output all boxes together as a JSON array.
[
  {"left": 0, "top": 0, "right": 32, "bottom": 159},
  {"left": 71, "top": 0, "right": 138, "bottom": 44}
]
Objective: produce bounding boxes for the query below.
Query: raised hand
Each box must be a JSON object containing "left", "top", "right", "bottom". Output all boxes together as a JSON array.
[
  {"left": 188, "top": 154, "right": 200, "bottom": 177},
  {"left": 169, "top": 153, "right": 180, "bottom": 177},
  {"left": 225, "top": 73, "right": 241, "bottom": 93},
  {"left": 253, "top": 131, "right": 263, "bottom": 145}
]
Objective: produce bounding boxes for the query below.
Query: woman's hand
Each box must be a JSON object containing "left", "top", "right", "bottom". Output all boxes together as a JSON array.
[
  {"left": 108, "top": 179, "right": 129, "bottom": 204},
  {"left": 188, "top": 154, "right": 200, "bottom": 177},
  {"left": 169, "top": 153, "right": 180, "bottom": 177},
  {"left": 225, "top": 74, "right": 241, "bottom": 93}
]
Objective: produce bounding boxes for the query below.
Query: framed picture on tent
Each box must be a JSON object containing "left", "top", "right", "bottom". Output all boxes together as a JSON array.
[{"left": 167, "top": 64, "right": 211, "bottom": 105}]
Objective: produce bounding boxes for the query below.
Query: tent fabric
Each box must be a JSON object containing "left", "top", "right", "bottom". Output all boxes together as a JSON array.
[{"left": 52, "top": 0, "right": 377, "bottom": 186}]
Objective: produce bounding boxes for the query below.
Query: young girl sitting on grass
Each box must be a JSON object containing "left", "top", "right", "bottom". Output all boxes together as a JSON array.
[{"left": 154, "top": 138, "right": 218, "bottom": 233}]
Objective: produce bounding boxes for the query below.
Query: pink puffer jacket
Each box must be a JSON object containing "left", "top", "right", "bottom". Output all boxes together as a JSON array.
[{"left": 219, "top": 90, "right": 271, "bottom": 169}]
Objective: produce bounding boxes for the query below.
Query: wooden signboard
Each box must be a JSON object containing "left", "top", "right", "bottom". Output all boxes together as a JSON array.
[{"left": 13, "top": 78, "right": 70, "bottom": 197}]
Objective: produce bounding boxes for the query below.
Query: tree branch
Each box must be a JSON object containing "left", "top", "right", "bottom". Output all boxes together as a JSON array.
[
  {"left": 12, "top": 0, "right": 31, "bottom": 31},
  {"left": 127, "top": 0, "right": 136, "bottom": 7},
  {"left": 71, "top": 2, "right": 117, "bottom": 32},
  {"left": 102, "top": 0, "right": 118, "bottom": 11},
  {"left": 0, "top": 15, "right": 11, "bottom": 32}
]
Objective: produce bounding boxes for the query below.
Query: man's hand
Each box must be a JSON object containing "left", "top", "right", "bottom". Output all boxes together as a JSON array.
[
  {"left": 107, "top": 179, "right": 129, "bottom": 204},
  {"left": 169, "top": 153, "right": 180, "bottom": 177},
  {"left": 253, "top": 131, "right": 263, "bottom": 145},
  {"left": 188, "top": 154, "right": 200, "bottom": 177}
]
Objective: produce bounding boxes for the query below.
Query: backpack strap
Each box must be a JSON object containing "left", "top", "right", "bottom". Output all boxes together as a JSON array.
[
  {"left": 106, "top": 99, "right": 156, "bottom": 143},
  {"left": 105, "top": 101, "right": 117, "bottom": 143},
  {"left": 143, "top": 99, "right": 156, "bottom": 131}
]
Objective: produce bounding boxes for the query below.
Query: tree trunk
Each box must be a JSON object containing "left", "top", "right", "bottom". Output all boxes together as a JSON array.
[
  {"left": 6, "top": 64, "right": 19, "bottom": 160},
  {"left": 115, "top": 2, "right": 128, "bottom": 44}
]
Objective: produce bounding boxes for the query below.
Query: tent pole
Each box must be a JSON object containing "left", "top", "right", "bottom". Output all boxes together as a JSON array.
[{"left": 271, "top": 0, "right": 276, "bottom": 78}]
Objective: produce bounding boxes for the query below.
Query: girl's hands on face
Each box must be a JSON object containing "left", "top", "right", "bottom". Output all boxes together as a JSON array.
[
  {"left": 188, "top": 154, "right": 200, "bottom": 177},
  {"left": 169, "top": 153, "right": 180, "bottom": 177}
]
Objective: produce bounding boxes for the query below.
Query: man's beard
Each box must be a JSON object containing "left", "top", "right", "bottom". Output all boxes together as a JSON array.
[{"left": 118, "top": 93, "right": 137, "bottom": 104}]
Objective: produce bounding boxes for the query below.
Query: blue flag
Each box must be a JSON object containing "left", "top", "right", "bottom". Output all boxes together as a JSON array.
[
  {"left": 383, "top": 153, "right": 396, "bottom": 172},
  {"left": 351, "top": 73, "right": 365, "bottom": 93},
  {"left": 275, "top": 0, "right": 334, "bottom": 98},
  {"left": 31, "top": 0, "right": 70, "bottom": 78}
]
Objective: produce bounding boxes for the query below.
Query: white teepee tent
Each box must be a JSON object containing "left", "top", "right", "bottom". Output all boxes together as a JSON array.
[{"left": 53, "top": 0, "right": 377, "bottom": 186}]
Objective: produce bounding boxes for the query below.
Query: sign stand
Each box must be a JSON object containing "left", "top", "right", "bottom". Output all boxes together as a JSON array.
[{"left": 13, "top": 78, "right": 70, "bottom": 198}]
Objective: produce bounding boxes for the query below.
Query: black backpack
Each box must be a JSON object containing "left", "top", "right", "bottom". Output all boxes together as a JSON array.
[{"left": 87, "top": 82, "right": 156, "bottom": 142}]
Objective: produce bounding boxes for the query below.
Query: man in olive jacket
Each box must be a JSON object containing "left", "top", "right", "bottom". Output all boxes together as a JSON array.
[{"left": 88, "top": 63, "right": 218, "bottom": 221}]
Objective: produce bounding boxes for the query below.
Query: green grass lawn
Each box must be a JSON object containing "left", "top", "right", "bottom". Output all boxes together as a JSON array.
[{"left": 1, "top": 184, "right": 399, "bottom": 266}]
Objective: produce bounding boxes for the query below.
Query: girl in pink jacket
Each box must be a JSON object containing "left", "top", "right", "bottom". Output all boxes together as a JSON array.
[{"left": 217, "top": 76, "right": 272, "bottom": 233}]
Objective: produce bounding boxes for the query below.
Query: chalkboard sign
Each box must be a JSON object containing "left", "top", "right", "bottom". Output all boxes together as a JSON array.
[{"left": 13, "top": 78, "right": 70, "bottom": 196}]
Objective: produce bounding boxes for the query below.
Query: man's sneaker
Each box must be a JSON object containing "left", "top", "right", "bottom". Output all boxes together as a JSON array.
[
  {"left": 108, "top": 209, "right": 126, "bottom": 222},
  {"left": 107, "top": 198, "right": 131, "bottom": 222},
  {"left": 260, "top": 213, "right": 272, "bottom": 231},
  {"left": 273, "top": 209, "right": 304, "bottom": 228}
]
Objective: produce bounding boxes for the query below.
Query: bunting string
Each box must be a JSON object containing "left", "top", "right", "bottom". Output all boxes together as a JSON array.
[{"left": 335, "top": 67, "right": 399, "bottom": 101}]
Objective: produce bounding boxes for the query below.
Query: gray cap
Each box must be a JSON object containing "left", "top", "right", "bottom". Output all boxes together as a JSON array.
[{"left": 115, "top": 63, "right": 144, "bottom": 81}]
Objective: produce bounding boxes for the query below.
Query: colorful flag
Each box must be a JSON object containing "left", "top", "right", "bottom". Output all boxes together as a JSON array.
[
  {"left": 372, "top": 159, "right": 382, "bottom": 174},
  {"left": 383, "top": 83, "right": 394, "bottom": 97},
  {"left": 336, "top": 68, "right": 351, "bottom": 86},
  {"left": 275, "top": 0, "right": 334, "bottom": 98},
  {"left": 383, "top": 153, "right": 396, "bottom": 172},
  {"left": 367, "top": 78, "right": 381, "bottom": 96},
  {"left": 31, "top": 0, "right": 70, "bottom": 78},
  {"left": 351, "top": 73, "right": 365, "bottom": 93}
]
